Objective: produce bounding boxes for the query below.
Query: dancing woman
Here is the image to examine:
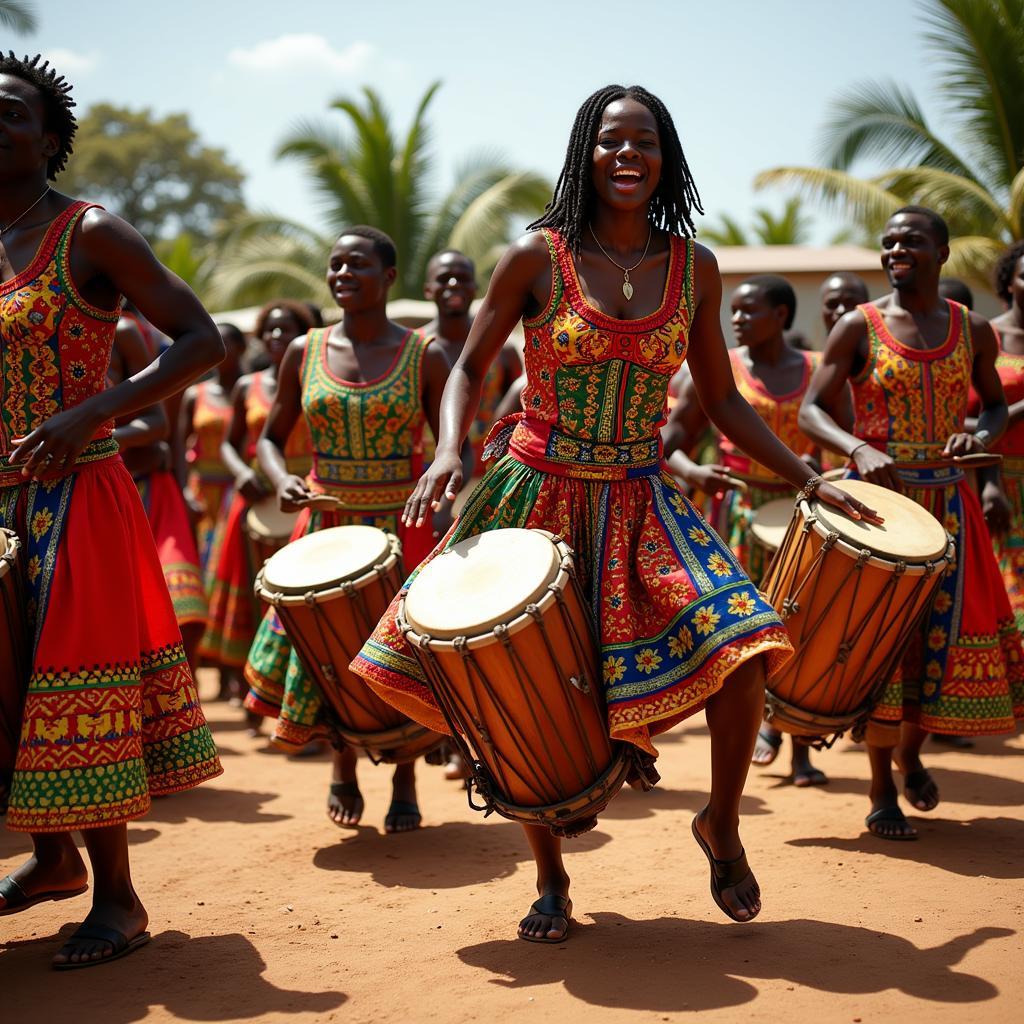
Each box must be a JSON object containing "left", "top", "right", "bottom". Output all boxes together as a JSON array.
[{"left": 352, "top": 84, "right": 874, "bottom": 940}]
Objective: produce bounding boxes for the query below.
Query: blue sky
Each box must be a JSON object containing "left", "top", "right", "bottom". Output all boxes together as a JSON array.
[{"left": 32, "top": 0, "right": 945, "bottom": 243}]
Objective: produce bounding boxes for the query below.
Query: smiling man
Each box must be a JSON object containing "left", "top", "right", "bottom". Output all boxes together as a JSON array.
[{"left": 799, "top": 205, "right": 1024, "bottom": 840}]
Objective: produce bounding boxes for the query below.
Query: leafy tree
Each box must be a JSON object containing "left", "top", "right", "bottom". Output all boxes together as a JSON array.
[
  {"left": 61, "top": 104, "right": 246, "bottom": 242},
  {"left": 701, "top": 199, "right": 813, "bottom": 246},
  {"left": 755, "top": 0, "right": 1024, "bottom": 286},
  {"left": 0, "top": 1, "right": 36, "bottom": 33},
  {"left": 206, "top": 82, "right": 550, "bottom": 307}
]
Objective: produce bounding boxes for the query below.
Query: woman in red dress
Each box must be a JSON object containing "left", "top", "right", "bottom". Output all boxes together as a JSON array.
[{"left": 0, "top": 54, "right": 223, "bottom": 968}]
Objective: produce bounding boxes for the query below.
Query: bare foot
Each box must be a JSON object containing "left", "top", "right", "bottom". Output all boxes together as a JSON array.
[
  {"left": 327, "top": 781, "right": 364, "bottom": 827},
  {"left": 692, "top": 807, "right": 761, "bottom": 922},
  {"left": 0, "top": 846, "right": 88, "bottom": 916},
  {"left": 52, "top": 897, "right": 150, "bottom": 968}
]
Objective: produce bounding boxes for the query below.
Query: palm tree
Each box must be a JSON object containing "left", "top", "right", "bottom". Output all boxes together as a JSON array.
[
  {"left": 206, "top": 83, "right": 550, "bottom": 308},
  {"left": 755, "top": 0, "right": 1024, "bottom": 287},
  {"left": 700, "top": 199, "right": 813, "bottom": 246},
  {"left": 0, "top": 1, "right": 37, "bottom": 33}
]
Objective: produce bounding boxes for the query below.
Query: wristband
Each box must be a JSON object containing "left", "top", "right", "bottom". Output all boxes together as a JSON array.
[
  {"left": 796, "top": 474, "right": 824, "bottom": 503},
  {"left": 848, "top": 441, "right": 868, "bottom": 459},
  {"left": 974, "top": 429, "right": 992, "bottom": 451}
]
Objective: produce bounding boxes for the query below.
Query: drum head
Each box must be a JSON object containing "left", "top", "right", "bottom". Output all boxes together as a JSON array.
[
  {"left": 749, "top": 498, "right": 795, "bottom": 551},
  {"left": 810, "top": 479, "right": 949, "bottom": 561},
  {"left": 246, "top": 498, "right": 299, "bottom": 540},
  {"left": 262, "top": 525, "right": 392, "bottom": 594},
  {"left": 404, "top": 528, "right": 561, "bottom": 639}
]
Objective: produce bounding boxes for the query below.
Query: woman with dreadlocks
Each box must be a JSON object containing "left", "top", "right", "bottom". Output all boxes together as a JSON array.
[
  {"left": 0, "top": 53, "right": 223, "bottom": 967},
  {"left": 352, "top": 85, "right": 877, "bottom": 942}
]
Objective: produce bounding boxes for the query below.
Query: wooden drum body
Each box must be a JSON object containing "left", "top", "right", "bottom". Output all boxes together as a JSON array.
[
  {"left": 245, "top": 498, "right": 299, "bottom": 584},
  {"left": 255, "top": 526, "right": 441, "bottom": 763},
  {"left": 762, "top": 479, "right": 953, "bottom": 743},
  {"left": 0, "top": 529, "right": 28, "bottom": 814},
  {"left": 398, "top": 528, "right": 629, "bottom": 838}
]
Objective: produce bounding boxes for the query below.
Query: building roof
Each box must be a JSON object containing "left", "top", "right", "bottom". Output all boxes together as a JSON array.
[{"left": 713, "top": 244, "right": 880, "bottom": 275}]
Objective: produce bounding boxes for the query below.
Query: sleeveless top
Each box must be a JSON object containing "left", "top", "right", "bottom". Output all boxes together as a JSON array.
[
  {"left": 851, "top": 300, "right": 973, "bottom": 463},
  {"left": 189, "top": 381, "right": 233, "bottom": 483},
  {"left": 298, "top": 326, "right": 431, "bottom": 513},
  {"left": 0, "top": 202, "right": 120, "bottom": 480},
  {"left": 245, "top": 370, "right": 312, "bottom": 476},
  {"left": 508, "top": 227, "right": 694, "bottom": 480},
  {"left": 967, "top": 325, "right": 1024, "bottom": 461},
  {"left": 719, "top": 348, "right": 818, "bottom": 483}
]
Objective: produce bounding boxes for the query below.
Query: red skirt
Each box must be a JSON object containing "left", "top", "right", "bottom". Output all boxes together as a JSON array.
[
  {"left": 136, "top": 470, "right": 207, "bottom": 629},
  {"left": 3, "top": 454, "right": 222, "bottom": 831}
]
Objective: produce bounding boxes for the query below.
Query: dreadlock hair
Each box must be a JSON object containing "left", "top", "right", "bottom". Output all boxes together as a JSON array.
[
  {"left": 890, "top": 205, "right": 949, "bottom": 247},
  {"left": 0, "top": 53, "right": 77, "bottom": 179},
  {"left": 337, "top": 225, "right": 397, "bottom": 269},
  {"left": 528, "top": 85, "right": 704, "bottom": 252},
  {"left": 743, "top": 274, "right": 798, "bottom": 330},
  {"left": 994, "top": 240, "right": 1024, "bottom": 304},
  {"left": 253, "top": 299, "right": 317, "bottom": 341}
]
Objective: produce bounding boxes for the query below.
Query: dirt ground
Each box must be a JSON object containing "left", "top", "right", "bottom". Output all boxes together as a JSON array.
[{"left": 2, "top": 670, "right": 1022, "bottom": 1023}]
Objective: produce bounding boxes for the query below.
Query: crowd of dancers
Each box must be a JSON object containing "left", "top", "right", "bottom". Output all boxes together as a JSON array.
[{"left": 0, "top": 52, "right": 1021, "bottom": 968}]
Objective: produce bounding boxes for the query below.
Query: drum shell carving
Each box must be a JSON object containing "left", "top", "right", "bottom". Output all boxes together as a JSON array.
[
  {"left": 762, "top": 500, "right": 953, "bottom": 741},
  {"left": 256, "top": 533, "right": 441, "bottom": 763},
  {"left": 400, "top": 532, "right": 630, "bottom": 836},
  {"left": 0, "top": 529, "right": 28, "bottom": 814}
]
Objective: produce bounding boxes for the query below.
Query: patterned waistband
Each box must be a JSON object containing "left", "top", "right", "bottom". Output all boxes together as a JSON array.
[
  {"left": 309, "top": 452, "right": 414, "bottom": 513},
  {"left": 505, "top": 418, "right": 662, "bottom": 481},
  {"left": 861, "top": 442, "right": 965, "bottom": 487},
  {"left": 0, "top": 436, "right": 120, "bottom": 490}
]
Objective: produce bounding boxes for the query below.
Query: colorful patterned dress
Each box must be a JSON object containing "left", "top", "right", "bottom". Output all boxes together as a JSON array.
[
  {"left": 718, "top": 349, "right": 818, "bottom": 584},
  {"left": 967, "top": 329, "right": 1024, "bottom": 631},
  {"left": 850, "top": 301, "right": 1024, "bottom": 735},
  {"left": 244, "top": 327, "right": 435, "bottom": 748},
  {"left": 0, "top": 202, "right": 221, "bottom": 831},
  {"left": 198, "top": 371, "right": 311, "bottom": 668},
  {"left": 352, "top": 230, "right": 793, "bottom": 756},
  {"left": 187, "top": 381, "right": 234, "bottom": 572}
]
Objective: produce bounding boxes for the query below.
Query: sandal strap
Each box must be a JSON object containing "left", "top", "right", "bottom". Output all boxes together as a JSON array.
[
  {"left": 866, "top": 806, "right": 908, "bottom": 826},
  {"left": 61, "top": 923, "right": 129, "bottom": 953},
  {"left": 710, "top": 849, "right": 751, "bottom": 889},
  {"left": 530, "top": 893, "right": 571, "bottom": 917},
  {"left": 329, "top": 781, "right": 361, "bottom": 797},
  {"left": 0, "top": 875, "right": 26, "bottom": 905}
]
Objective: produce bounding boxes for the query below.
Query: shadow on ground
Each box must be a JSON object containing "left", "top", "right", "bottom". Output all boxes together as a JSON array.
[
  {"left": 789, "top": 766, "right": 1024, "bottom": 807},
  {"left": 0, "top": 928, "right": 346, "bottom": 1022},
  {"left": 457, "top": 914, "right": 1014, "bottom": 1012},
  {"left": 313, "top": 818, "right": 611, "bottom": 889}
]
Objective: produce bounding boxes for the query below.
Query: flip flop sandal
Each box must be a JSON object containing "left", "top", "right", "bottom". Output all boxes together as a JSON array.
[
  {"left": 752, "top": 727, "right": 783, "bottom": 767},
  {"left": 691, "top": 816, "right": 761, "bottom": 923},
  {"left": 0, "top": 875, "right": 89, "bottom": 918},
  {"left": 518, "top": 893, "right": 573, "bottom": 944},
  {"left": 327, "top": 781, "right": 363, "bottom": 827},
  {"left": 52, "top": 924, "right": 151, "bottom": 971},
  {"left": 793, "top": 768, "right": 828, "bottom": 788},
  {"left": 384, "top": 800, "right": 422, "bottom": 833},
  {"left": 865, "top": 806, "right": 918, "bottom": 841},
  {"left": 902, "top": 768, "right": 939, "bottom": 812}
]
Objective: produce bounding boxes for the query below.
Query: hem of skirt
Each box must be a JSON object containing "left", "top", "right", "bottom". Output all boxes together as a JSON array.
[
  {"left": 610, "top": 628, "right": 794, "bottom": 756},
  {"left": 897, "top": 708, "right": 1021, "bottom": 736},
  {"left": 271, "top": 719, "right": 330, "bottom": 751},
  {"left": 244, "top": 692, "right": 281, "bottom": 719},
  {"left": 352, "top": 656, "right": 452, "bottom": 737},
  {"left": 5, "top": 762, "right": 224, "bottom": 833}
]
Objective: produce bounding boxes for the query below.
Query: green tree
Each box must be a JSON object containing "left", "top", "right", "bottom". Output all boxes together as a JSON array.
[
  {"left": 0, "top": 1, "right": 36, "bottom": 33},
  {"left": 755, "top": 0, "right": 1024, "bottom": 287},
  {"left": 206, "top": 82, "right": 550, "bottom": 307},
  {"left": 700, "top": 198, "right": 813, "bottom": 246},
  {"left": 61, "top": 104, "right": 246, "bottom": 242}
]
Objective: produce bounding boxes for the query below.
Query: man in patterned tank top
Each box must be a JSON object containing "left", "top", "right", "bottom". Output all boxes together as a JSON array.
[{"left": 800, "top": 206, "right": 1024, "bottom": 840}]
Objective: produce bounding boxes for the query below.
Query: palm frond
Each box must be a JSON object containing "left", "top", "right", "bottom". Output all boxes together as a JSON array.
[
  {"left": 945, "top": 234, "right": 1008, "bottom": 290},
  {"left": 1007, "top": 166, "right": 1024, "bottom": 240},
  {"left": 819, "top": 78, "right": 975, "bottom": 179},
  {"left": 448, "top": 171, "right": 550, "bottom": 264},
  {"left": 699, "top": 214, "right": 749, "bottom": 247},
  {"left": 0, "top": 1, "right": 37, "bottom": 33}
]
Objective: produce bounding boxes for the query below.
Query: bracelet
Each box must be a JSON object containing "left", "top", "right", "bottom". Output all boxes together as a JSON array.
[
  {"left": 796, "top": 474, "right": 824, "bottom": 504},
  {"left": 848, "top": 441, "right": 868, "bottom": 458},
  {"left": 974, "top": 429, "right": 992, "bottom": 451}
]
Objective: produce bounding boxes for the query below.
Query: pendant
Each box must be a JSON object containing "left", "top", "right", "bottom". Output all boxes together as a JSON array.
[{"left": 622, "top": 271, "right": 633, "bottom": 301}]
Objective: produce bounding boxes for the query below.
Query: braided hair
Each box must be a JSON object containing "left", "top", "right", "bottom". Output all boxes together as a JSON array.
[
  {"left": 529, "top": 85, "right": 703, "bottom": 252},
  {"left": 994, "top": 240, "right": 1024, "bottom": 304},
  {"left": 0, "top": 53, "right": 77, "bottom": 179}
]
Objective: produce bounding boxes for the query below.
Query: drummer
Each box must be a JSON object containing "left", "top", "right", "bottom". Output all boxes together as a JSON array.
[
  {"left": 663, "top": 274, "right": 828, "bottom": 787},
  {"left": 198, "top": 302, "right": 314, "bottom": 715},
  {"left": 800, "top": 205, "right": 1024, "bottom": 840},
  {"left": 243, "top": 226, "right": 451, "bottom": 833},
  {"left": 351, "top": 85, "right": 875, "bottom": 940}
]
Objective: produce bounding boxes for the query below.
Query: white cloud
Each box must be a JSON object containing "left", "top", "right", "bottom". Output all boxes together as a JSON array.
[
  {"left": 227, "top": 35, "right": 374, "bottom": 75},
  {"left": 43, "top": 49, "right": 100, "bottom": 75}
]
